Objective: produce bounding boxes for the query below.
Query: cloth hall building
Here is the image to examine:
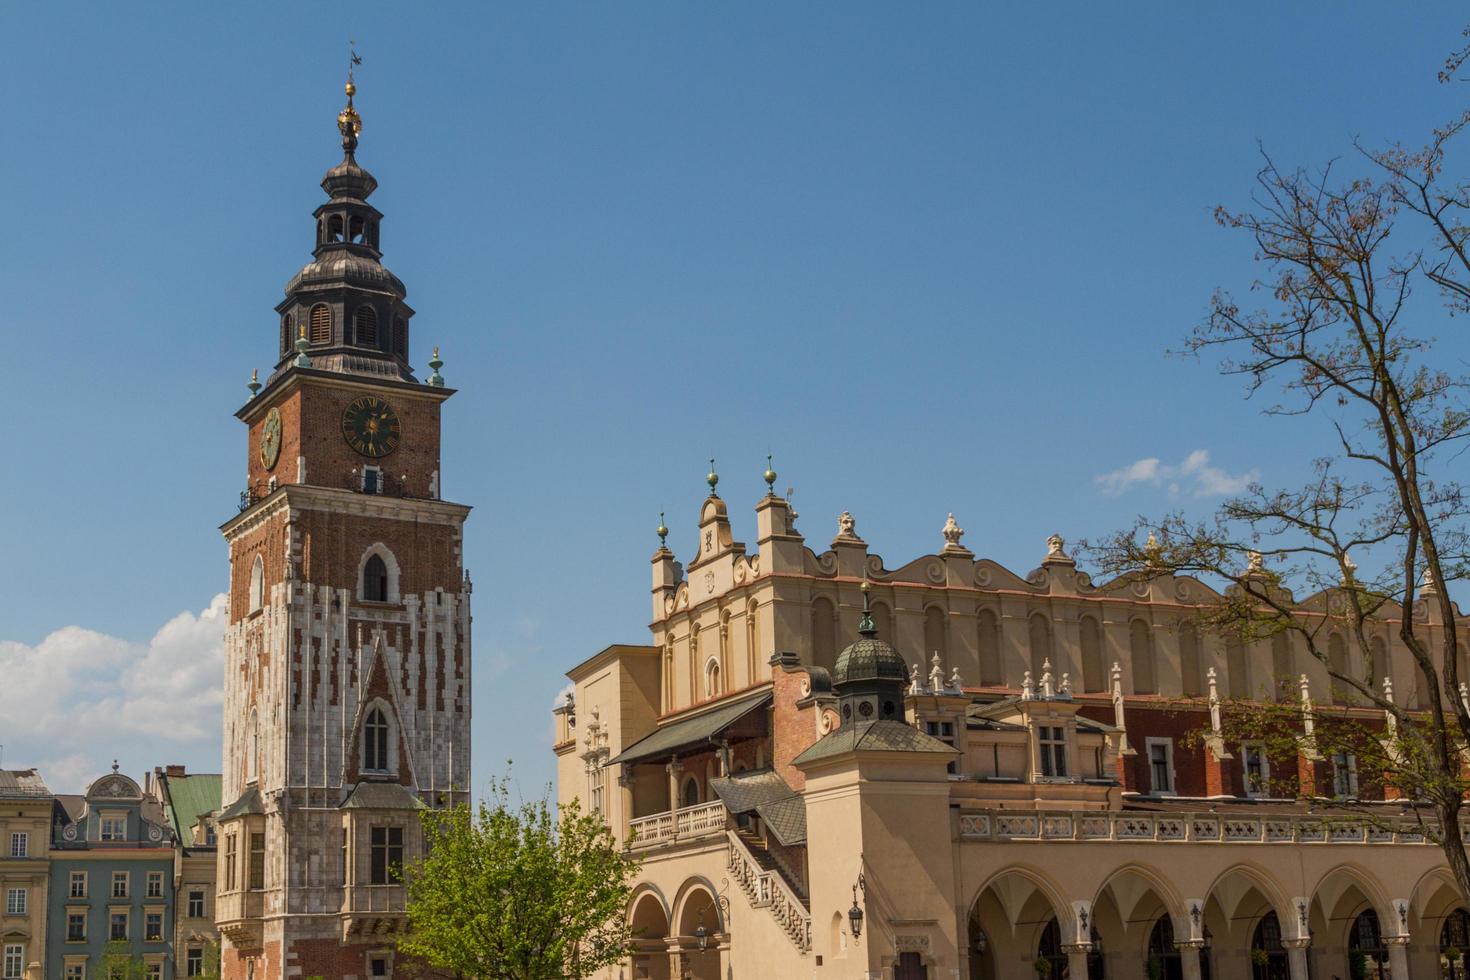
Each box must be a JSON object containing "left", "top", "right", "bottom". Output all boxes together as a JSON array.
[{"left": 553, "top": 474, "right": 1470, "bottom": 980}]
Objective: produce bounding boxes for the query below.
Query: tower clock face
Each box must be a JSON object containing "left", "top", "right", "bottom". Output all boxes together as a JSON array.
[
  {"left": 260, "top": 408, "right": 282, "bottom": 470},
  {"left": 342, "top": 396, "right": 401, "bottom": 458}
]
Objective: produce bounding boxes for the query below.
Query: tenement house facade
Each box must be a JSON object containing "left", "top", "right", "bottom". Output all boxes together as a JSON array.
[
  {"left": 553, "top": 470, "right": 1470, "bottom": 980},
  {"left": 216, "top": 75, "right": 472, "bottom": 980}
]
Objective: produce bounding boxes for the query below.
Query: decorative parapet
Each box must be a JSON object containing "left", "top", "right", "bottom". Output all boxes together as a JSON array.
[
  {"left": 957, "top": 810, "right": 1444, "bottom": 846},
  {"left": 726, "top": 830, "right": 811, "bottom": 952}
]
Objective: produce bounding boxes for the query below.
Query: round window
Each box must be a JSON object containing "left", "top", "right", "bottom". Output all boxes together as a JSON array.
[{"left": 858, "top": 700, "right": 874, "bottom": 717}]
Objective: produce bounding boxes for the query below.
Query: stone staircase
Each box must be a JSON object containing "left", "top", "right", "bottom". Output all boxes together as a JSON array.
[{"left": 727, "top": 828, "right": 811, "bottom": 952}]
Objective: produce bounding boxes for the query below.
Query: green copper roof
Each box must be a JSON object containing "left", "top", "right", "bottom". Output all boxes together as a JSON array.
[
  {"left": 162, "top": 773, "right": 222, "bottom": 846},
  {"left": 832, "top": 636, "right": 908, "bottom": 687},
  {"left": 791, "top": 719, "right": 957, "bottom": 766}
]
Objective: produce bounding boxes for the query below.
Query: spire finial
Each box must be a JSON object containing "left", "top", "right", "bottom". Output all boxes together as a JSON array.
[
  {"left": 247, "top": 368, "right": 261, "bottom": 399},
  {"left": 763, "top": 455, "right": 777, "bottom": 496},
  {"left": 338, "top": 43, "right": 364, "bottom": 157},
  {"left": 857, "top": 577, "right": 875, "bottom": 636},
  {"left": 427, "top": 346, "right": 445, "bottom": 387},
  {"left": 706, "top": 458, "right": 719, "bottom": 495},
  {"left": 294, "top": 324, "right": 312, "bottom": 368},
  {"left": 657, "top": 512, "right": 669, "bottom": 548}
]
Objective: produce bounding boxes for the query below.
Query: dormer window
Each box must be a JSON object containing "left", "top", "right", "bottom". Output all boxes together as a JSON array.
[
  {"left": 100, "top": 815, "right": 127, "bottom": 842},
  {"left": 1038, "top": 726, "right": 1067, "bottom": 779},
  {"left": 363, "top": 706, "right": 393, "bottom": 773}
]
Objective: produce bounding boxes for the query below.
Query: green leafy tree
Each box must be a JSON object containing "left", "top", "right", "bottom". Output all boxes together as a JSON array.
[
  {"left": 397, "top": 777, "right": 640, "bottom": 980},
  {"left": 99, "top": 943, "right": 151, "bottom": 980},
  {"left": 1089, "top": 28, "right": 1470, "bottom": 901}
]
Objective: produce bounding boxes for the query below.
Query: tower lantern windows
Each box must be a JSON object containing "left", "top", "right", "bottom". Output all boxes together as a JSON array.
[
  {"left": 309, "top": 304, "right": 332, "bottom": 345},
  {"left": 349, "top": 215, "right": 365, "bottom": 244},
  {"left": 327, "top": 215, "right": 344, "bottom": 243},
  {"left": 280, "top": 314, "right": 294, "bottom": 357},
  {"left": 392, "top": 316, "right": 407, "bottom": 357},
  {"left": 354, "top": 306, "right": 379, "bottom": 347}
]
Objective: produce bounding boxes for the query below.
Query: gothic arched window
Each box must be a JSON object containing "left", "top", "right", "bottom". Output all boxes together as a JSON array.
[
  {"left": 681, "top": 776, "right": 700, "bottom": 808},
  {"left": 704, "top": 657, "right": 722, "bottom": 700},
  {"left": 363, "top": 555, "right": 389, "bottom": 603},
  {"left": 309, "top": 303, "right": 331, "bottom": 346},
  {"left": 248, "top": 556, "right": 264, "bottom": 614},
  {"left": 363, "top": 707, "right": 391, "bottom": 773}
]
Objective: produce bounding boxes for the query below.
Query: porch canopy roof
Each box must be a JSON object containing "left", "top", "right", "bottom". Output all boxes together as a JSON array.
[{"left": 610, "top": 689, "right": 771, "bottom": 766}]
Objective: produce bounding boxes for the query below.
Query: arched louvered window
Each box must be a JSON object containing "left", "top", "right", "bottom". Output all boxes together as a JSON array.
[
  {"left": 1179, "top": 622, "right": 1203, "bottom": 697},
  {"left": 976, "top": 607, "right": 1002, "bottom": 686},
  {"left": 1080, "top": 616, "right": 1104, "bottom": 693},
  {"left": 280, "top": 314, "right": 294, "bottom": 357},
  {"left": 327, "top": 215, "right": 344, "bottom": 243},
  {"left": 393, "top": 316, "right": 407, "bottom": 356},
  {"left": 1130, "top": 619, "right": 1156, "bottom": 694},
  {"left": 349, "top": 215, "right": 366, "bottom": 244},
  {"left": 309, "top": 304, "right": 331, "bottom": 345},
  {"left": 363, "top": 707, "right": 390, "bottom": 772},
  {"left": 354, "top": 306, "right": 378, "bottom": 347}
]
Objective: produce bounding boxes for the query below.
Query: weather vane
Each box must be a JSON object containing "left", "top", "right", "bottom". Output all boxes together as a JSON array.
[{"left": 349, "top": 40, "right": 363, "bottom": 83}]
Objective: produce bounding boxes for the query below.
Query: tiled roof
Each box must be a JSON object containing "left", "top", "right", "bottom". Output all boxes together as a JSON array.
[
  {"left": 756, "top": 796, "right": 807, "bottom": 847},
  {"left": 792, "top": 719, "right": 957, "bottom": 766},
  {"left": 709, "top": 769, "right": 795, "bottom": 815},
  {"left": 341, "top": 781, "right": 426, "bottom": 810},
  {"left": 161, "top": 774, "right": 222, "bottom": 846},
  {"left": 0, "top": 769, "right": 51, "bottom": 798},
  {"left": 610, "top": 690, "right": 772, "bottom": 766},
  {"left": 219, "top": 787, "right": 264, "bottom": 821}
]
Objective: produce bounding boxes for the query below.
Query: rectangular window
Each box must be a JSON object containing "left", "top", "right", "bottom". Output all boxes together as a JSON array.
[
  {"left": 7, "top": 834, "right": 26, "bottom": 858},
  {"left": 205, "top": 826, "right": 217, "bottom": 846},
  {"left": 4, "top": 890, "right": 24, "bottom": 916},
  {"left": 1039, "top": 726, "right": 1068, "bottom": 778},
  {"left": 186, "top": 949, "right": 203, "bottom": 978},
  {"left": 100, "top": 817, "right": 126, "bottom": 842},
  {"left": 1146, "top": 738, "right": 1175, "bottom": 795},
  {"left": 187, "top": 890, "right": 205, "bottom": 919},
  {"left": 1243, "top": 744, "right": 1272, "bottom": 798},
  {"left": 1333, "top": 751, "right": 1360, "bottom": 799},
  {"left": 223, "top": 835, "right": 237, "bottom": 891},
  {"left": 145, "top": 912, "right": 163, "bottom": 942},
  {"left": 926, "top": 720, "right": 959, "bottom": 775},
  {"left": 65, "top": 963, "right": 85, "bottom": 980},
  {"left": 2, "top": 945, "right": 23, "bottom": 980},
  {"left": 67, "top": 912, "right": 86, "bottom": 942},
  {"left": 248, "top": 832, "right": 266, "bottom": 890},
  {"left": 369, "top": 826, "right": 403, "bottom": 885},
  {"left": 69, "top": 872, "right": 87, "bottom": 899},
  {"left": 109, "top": 912, "right": 128, "bottom": 942},
  {"left": 111, "top": 872, "right": 129, "bottom": 899},
  {"left": 145, "top": 965, "right": 161, "bottom": 980},
  {"left": 362, "top": 466, "right": 381, "bottom": 495},
  {"left": 145, "top": 872, "right": 163, "bottom": 899}
]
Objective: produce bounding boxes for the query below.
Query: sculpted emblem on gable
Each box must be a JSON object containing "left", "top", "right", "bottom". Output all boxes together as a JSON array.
[{"left": 97, "top": 777, "right": 134, "bottom": 798}]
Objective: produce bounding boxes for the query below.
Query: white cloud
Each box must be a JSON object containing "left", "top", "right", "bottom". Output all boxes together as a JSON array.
[
  {"left": 0, "top": 595, "right": 226, "bottom": 792},
  {"left": 1095, "top": 449, "right": 1257, "bottom": 499}
]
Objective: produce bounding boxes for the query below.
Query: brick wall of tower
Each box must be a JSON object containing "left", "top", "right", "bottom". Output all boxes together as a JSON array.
[
  {"left": 247, "top": 382, "right": 444, "bottom": 500},
  {"left": 296, "top": 510, "right": 462, "bottom": 596}
]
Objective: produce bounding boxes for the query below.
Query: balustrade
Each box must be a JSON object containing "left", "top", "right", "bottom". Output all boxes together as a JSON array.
[{"left": 958, "top": 809, "right": 1439, "bottom": 845}]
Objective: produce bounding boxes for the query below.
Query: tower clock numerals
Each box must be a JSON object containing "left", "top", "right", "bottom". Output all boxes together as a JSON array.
[
  {"left": 260, "top": 408, "right": 283, "bottom": 470},
  {"left": 342, "top": 395, "right": 401, "bottom": 458}
]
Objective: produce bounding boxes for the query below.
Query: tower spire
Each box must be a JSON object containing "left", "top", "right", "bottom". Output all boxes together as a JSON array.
[{"left": 338, "top": 43, "right": 364, "bottom": 159}]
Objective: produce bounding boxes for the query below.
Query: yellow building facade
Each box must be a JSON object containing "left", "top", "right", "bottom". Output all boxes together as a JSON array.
[{"left": 554, "top": 478, "right": 1469, "bottom": 980}]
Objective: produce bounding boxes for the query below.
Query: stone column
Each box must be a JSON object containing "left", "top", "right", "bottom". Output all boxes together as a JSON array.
[
  {"left": 1063, "top": 945, "right": 1092, "bottom": 979},
  {"left": 666, "top": 757, "right": 683, "bottom": 811},
  {"left": 1175, "top": 941, "right": 1204, "bottom": 980},
  {"left": 1283, "top": 938, "right": 1311, "bottom": 980},
  {"left": 1386, "top": 936, "right": 1410, "bottom": 979}
]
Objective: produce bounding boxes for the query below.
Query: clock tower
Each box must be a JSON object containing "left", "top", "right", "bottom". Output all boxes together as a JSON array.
[{"left": 216, "top": 73, "right": 472, "bottom": 980}]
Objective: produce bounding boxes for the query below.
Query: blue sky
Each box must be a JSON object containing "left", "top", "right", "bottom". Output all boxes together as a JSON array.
[{"left": 1, "top": 3, "right": 1467, "bottom": 794}]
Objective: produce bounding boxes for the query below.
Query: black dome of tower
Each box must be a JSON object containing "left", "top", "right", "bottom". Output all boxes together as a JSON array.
[
  {"left": 832, "top": 581, "right": 908, "bottom": 724},
  {"left": 270, "top": 74, "right": 417, "bottom": 383}
]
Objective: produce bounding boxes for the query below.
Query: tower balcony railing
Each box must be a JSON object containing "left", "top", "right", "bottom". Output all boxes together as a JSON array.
[
  {"left": 627, "top": 800, "right": 727, "bottom": 850},
  {"left": 342, "top": 883, "right": 405, "bottom": 914}
]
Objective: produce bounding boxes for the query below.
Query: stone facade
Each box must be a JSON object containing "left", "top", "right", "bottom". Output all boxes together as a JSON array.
[
  {"left": 216, "top": 77, "right": 471, "bottom": 980},
  {"left": 1, "top": 771, "right": 52, "bottom": 980},
  {"left": 554, "top": 483, "right": 1470, "bottom": 980}
]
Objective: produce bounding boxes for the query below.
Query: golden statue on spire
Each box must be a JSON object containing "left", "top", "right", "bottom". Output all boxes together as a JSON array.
[{"left": 338, "top": 42, "right": 363, "bottom": 154}]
